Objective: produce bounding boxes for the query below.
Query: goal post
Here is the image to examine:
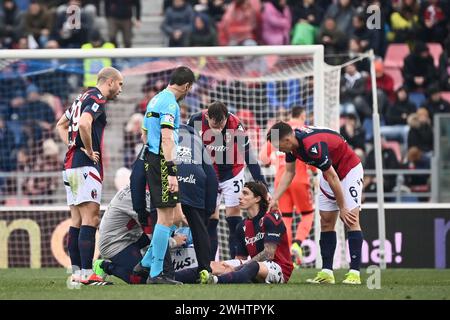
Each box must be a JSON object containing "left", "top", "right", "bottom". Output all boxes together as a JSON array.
[{"left": 0, "top": 45, "right": 384, "bottom": 268}]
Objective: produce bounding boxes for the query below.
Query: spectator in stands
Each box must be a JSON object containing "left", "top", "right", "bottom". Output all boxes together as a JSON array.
[
  {"left": 402, "top": 42, "right": 437, "bottom": 93},
  {"left": 348, "top": 36, "right": 370, "bottom": 72},
  {"left": 23, "top": 1, "right": 52, "bottom": 48},
  {"left": 261, "top": 0, "right": 291, "bottom": 45},
  {"left": 81, "top": 30, "right": 115, "bottom": 88},
  {"left": 123, "top": 113, "right": 144, "bottom": 168},
  {"left": 340, "top": 113, "right": 366, "bottom": 162},
  {"left": 20, "top": 84, "right": 56, "bottom": 144},
  {"left": 389, "top": 0, "right": 420, "bottom": 44},
  {"left": 422, "top": 84, "right": 450, "bottom": 122},
  {"left": 24, "top": 138, "right": 60, "bottom": 205},
  {"left": 419, "top": 0, "right": 448, "bottom": 43},
  {"left": 6, "top": 93, "right": 27, "bottom": 148},
  {"left": 207, "top": 0, "right": 230, "bottom": 23},
  {"left": 0, "top": 113, "right": 16, "bottom": 172},
  {"left": 106, "top": 0, "right": 141, "bottom": 48},
  {"left": 366, "top": 59, "right": 395, "bottom": 106},
  {"left": 0, "top": 0, "right": 22, "bottom": 48},
  {"left": 135, "top": 79, "right": 166, "bottom": 114},
  {"left": 317, "top": 17, "right": 348, "bottom": 65},
  {"left": 218, "top": 0, "right": 261, "bottom": 46},
  {"left": 162, "top": 0, "right": 194, "bottom": 47},
  {"left": 407, "top": 107, "right": 434, "bottom": 158},
  {"left": 403, "top": 146, "right": 430, "bottom": 200},
  {"left": 53, "top": 0, "right": 97, "bottom": 48},
  {"left": 290, "top": 0, "right": 324, "bottom": 45},
  {"left": 438, "top": 36, "right": 450, "bottom": 90},
  {"left": 340, "top": 63, "right": 371, "bottom": 123},
  {"left": 323, "top": 0, "right": 355, "bottom": 34},
  {"left": 364, "top": 138, "right": 401, "bottom": 202},
  {"left": 189, "top": 12, "right": 217, "bottom": 47},
  {"left": 385, "top": 86, "right": 417, "bottom": 126}
]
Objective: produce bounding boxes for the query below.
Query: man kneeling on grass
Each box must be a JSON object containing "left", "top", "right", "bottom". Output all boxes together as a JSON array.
[{"left": 175, "top": 181, "right": 294, "bottom": 284}]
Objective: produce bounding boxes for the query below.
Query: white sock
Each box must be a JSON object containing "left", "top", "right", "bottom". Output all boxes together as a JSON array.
[
  {"left": 348, "top": 269, "right": 360, "bottom": 276},
  {"left": 81, "top": 269, "right": 93, "bottom": 280},
  {"left": 321, "top": 269, "right": 334, "bottom": 275}
]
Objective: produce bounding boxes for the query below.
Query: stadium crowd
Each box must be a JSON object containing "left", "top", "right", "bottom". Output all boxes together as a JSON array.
[{"left": 2, "top": 0, "right": 450, "bottom": 203}]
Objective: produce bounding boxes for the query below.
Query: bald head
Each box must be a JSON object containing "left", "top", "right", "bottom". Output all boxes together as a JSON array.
[
  {"left": 96, "top": 67, "right": 124, "bottom": 100},
  {"left": 97, "top": 67, "right": 122, "bottom": 84}
]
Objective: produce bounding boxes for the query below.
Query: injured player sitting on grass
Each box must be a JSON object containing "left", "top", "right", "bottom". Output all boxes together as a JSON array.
[{"left": 175, "top": 181, "right": 294, "bottom": 284}]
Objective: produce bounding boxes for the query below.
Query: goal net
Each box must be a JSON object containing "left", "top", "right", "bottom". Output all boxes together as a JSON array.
[{"left": 0, "top": 46, "right": 349, "bottom": 268}]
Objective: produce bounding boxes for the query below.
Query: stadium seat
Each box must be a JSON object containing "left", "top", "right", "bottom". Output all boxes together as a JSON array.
[
  {"left": 384, "top": 68, "right": 403, "bottom": 90},
  {"left": 441, "top": 91, "right": 450, "bottom": 103},
  {"left": 4, "top": 197, "right": 30, "bottom": 206},
  {"left": 384, "top": 44, "right": 410, "bottom": 69},
  {"left": 428, "top": 43, "right": 443, "bottom": 68}
]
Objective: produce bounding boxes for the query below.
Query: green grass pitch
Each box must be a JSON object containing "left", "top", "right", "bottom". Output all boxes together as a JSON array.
[{"left": 0, "top": 268, "right": 449, "bottom": 300}]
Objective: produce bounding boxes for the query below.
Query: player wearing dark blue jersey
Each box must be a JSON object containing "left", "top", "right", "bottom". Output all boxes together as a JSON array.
[
  {"left": 138, "top": 66, "right": 195, "bottom": 285},
  {"left": 56, "top": 67, "right": 123, "bottom": 285}
]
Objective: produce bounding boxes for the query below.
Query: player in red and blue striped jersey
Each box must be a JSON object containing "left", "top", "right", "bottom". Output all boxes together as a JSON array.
[
  {"left": 191, "top": 181, "right": 293, "bottom": 284},
  {"left": 267, "top": 121, "right": 364, "bottom": 285},
  {"left": 188, "top": 102, "right": 267, "bottom": 260},
  {"left": 56, "top": 67, "right": 123, "bottom": 285}
]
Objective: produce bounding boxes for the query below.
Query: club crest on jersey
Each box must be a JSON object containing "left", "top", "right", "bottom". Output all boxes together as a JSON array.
[
  {"left": 308, "top": 144, "right": 320, "bottom": 157},
  {"left": 91, "top": 189, "right": 98, "bottom": 199}
]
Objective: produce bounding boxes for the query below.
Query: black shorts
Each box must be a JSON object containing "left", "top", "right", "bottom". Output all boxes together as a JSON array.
[{"left": 145, "top": 151, "right": 179, "bottom": 208}]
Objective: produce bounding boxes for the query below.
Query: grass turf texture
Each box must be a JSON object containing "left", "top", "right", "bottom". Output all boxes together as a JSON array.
[{"left": 0, "top": 268, "right": 449, "bottom": 300}]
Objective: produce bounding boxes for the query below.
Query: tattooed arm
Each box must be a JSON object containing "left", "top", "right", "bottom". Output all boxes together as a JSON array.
[{"left": 249, "top": 242, "right": 278, "bottom": 263}]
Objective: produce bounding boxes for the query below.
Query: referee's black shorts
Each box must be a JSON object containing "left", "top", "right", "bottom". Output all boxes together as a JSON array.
[{"left": 144, "top": 151, "right": 179, "bottom": 208}]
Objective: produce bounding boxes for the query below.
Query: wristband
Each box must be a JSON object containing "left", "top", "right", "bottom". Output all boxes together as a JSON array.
[{"left": 166, "top": 160, "right": 177, "bottom": 176}]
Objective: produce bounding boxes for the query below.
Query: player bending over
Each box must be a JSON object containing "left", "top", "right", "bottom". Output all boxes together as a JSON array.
[
  {"left": 94, "top": 149, "right": 186, "bottom": 284},
  {"left": 267, "top": 122, "right": 364, "bottom": 284}
]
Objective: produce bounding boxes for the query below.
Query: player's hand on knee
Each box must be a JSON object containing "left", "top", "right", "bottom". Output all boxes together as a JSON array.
[
  {"left": 340, "top": 208, "right": 357, "bottom": 227},
  {"left": 81, "top": 147, "right": 100, "bottom": 164},
  {"left": 168, "top": 175, "right": 178, "bottom": 193},
  {"left": 172, "top": 234, "right": 187, "bottom": 247}
]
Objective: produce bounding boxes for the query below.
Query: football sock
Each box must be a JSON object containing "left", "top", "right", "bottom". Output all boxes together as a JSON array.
[
  {"left": 348, "top": 230, "right": 363, "bottom": 271},
  {"left": 207, "top": 218, "right": 219, "bottom": 260},
  {"left": 226, "top": 216, "right": 242, "bottom": 259},
  {"left": 101, "top": 261, "right": 146, "bottom": 284},
  {"left": 320, "top": 231, "right": 337, "bottom": 270},
  {"left": 149, "top": 224, "right": 171, "bottom": 278},
  {"left": 68, "top": 226, "right": 81, "bottom": 274},
  {"left": 217, "top": 261, "right": 260, "bottom": 284},
  {"left": 174, "top": 268, "right": 198, "bottom": 284},
  {"left": 79, "top": 225, "right": 96, "bottom": 272}
]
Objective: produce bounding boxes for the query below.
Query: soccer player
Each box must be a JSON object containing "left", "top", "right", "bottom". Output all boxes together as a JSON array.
[
  {"left": 95, "top": 148, "right": 186, "bottom": 284},
  {"left": 259, "top": 107, "right": 315, "bottom": 267},
  {"left": 177, "top": 181, "right": 293, "bottom": 284},
  {"left": 188, "top": 102, "right": 267, "bottom": 259},
  {"left": 56, "top": 67, "right": 123, "bottom": 285},
  {"left": 267, "top": 122, "right": 364, "bottom": 284},
  {"left": 138, "top": 66, "right": 195, "bottom": 284}
]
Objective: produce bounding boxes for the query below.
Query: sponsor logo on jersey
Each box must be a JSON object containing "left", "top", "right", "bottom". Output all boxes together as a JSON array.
[
  {"left": 206, "top": 145, "right": 228, "bottom": 152},
  {"left": 178, "top": 174, "right": 197, "bottom": 185},
  {"left": 245, "top": 232, "right": 264, "bottom": 245}
]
